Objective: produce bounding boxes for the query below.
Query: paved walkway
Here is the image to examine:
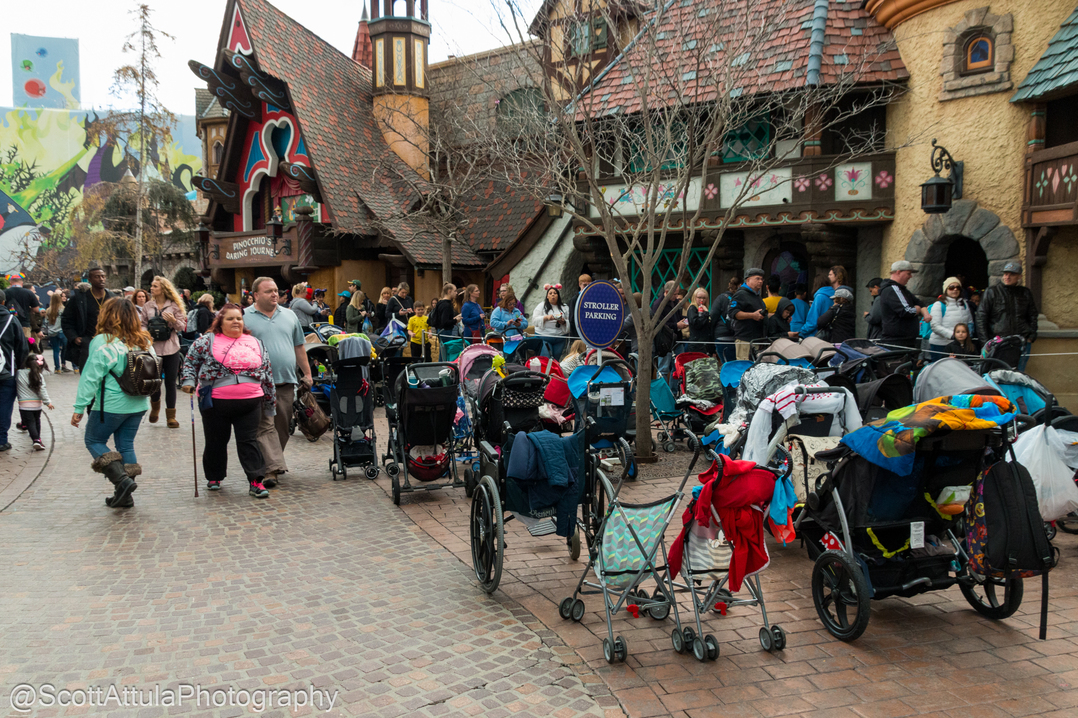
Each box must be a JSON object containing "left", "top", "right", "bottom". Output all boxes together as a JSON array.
[
  {"left": 376, "top": 439, "right": 1078, "bottom": 718},
  {"left": 0, "top": 372, "right": 615, "bottom": 717}
]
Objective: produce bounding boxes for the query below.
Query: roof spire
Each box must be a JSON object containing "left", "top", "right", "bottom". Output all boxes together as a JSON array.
[{"left": 352, "top": 2, "right": 373, "bottom": 68}]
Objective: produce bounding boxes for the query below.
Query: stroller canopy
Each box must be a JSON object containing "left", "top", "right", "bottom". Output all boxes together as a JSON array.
[
  {"left": 727, "top": 364, "right": 818, "bottom": 429},
  {"left": 985, "top": 369, "right": 1052, "bottom": 416},
  {"left": 459, "top": 344, "right": 500, "bottom": 380},
  {"left": 913, "top": 358, "right": 999, "bottom": 404},
  {"left": 742, "top": 383, "right": 861, "bottom": 465}
]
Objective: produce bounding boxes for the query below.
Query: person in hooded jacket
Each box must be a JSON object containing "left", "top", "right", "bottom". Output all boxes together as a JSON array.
[
  {"left": 768, "top": 298, "right": 797, "bottom": 340},
  {"left": 877, "top": 261, "right": 929, "bottom": 349},
  {"left": 816, "top": 288, "right": 857, "bottom": 343},
  {"left": 800, "top": 266, "right": 851, "bottom": 337},
  {"left": 788, "top": 283, "right": 810, "bottom": 336}
]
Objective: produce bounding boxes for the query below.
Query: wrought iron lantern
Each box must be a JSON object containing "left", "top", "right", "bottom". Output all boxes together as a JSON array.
[
  {"left": 545, "top": 192, "right": 565, "bottom": 218},
  {"left": 920, "top": 139, "right": 963, "bottom": 214}
]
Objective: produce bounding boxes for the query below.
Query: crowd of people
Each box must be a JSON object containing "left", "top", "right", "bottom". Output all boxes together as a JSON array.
[{"left": 0, "top": 257, "right": 1043, "bottom": 510}]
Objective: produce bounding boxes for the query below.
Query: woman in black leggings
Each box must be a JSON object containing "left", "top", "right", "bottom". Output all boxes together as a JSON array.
[{"left": 141, "top": 276, "right": 188, "bottom": 428}]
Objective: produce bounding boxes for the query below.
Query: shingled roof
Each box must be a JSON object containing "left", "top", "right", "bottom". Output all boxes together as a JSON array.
[
  {"left": 213, "top": 0, "right": 483, "bottom": 267},
  {"left": 576, "top": 0, "right": 907, "bottom": 117},
  {"left": 1012, "top": 5, "right": 1078, "bottom": 103},
  {"left": 459, "top": 176, "right": 545, "bottom": 254}
]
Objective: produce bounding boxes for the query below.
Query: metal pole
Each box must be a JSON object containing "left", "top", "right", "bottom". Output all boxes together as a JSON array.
[{"left": 190, "top": 392, "right": 199, "bottom": 497}]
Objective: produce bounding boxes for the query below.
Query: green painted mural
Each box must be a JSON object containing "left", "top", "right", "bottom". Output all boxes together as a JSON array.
[{"left": 0, "top": 106, "right": 203, "bottom": 273}]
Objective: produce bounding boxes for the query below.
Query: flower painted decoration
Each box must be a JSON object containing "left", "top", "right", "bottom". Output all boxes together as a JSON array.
[
  {"left": 704, "top": 183, "right": 718, "bottom": 199},
  {"left": 794, "top": 177, "right": 810, "bottom": 192},
  {"left": 814, "top": 173, "right": 833, "bottom": 191},
  {"left": 843, "top": 168, "right": 863, "bottom": 183},
  {"left": 875, "top": 170, "right": 893, "bottom": 189}
]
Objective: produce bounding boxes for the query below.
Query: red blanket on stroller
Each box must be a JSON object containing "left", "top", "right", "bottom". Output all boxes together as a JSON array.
[{"left": 669, "top": 455, "right": 774, "bottom": 591}]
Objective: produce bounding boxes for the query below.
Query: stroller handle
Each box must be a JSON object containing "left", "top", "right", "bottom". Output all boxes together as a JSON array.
[
  {"left": 585, "top": 357, "right": 635, "bottom": 388},
  {"left": 794, "top": 385, "right": 839, "bottom": 396}
]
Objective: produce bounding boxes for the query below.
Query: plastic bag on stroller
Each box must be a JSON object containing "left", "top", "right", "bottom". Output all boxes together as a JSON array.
[{"left": 1013, "top": 424, "right": 1078, "bottom": 521}]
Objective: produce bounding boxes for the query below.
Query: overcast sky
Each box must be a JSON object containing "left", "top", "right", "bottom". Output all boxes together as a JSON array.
[{"left": 2, "top": 0, "right": 543, "bottom": 116}]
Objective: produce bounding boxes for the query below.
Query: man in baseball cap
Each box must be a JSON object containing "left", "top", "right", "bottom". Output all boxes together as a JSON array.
[
  {"left": 875, "top": 260, "right": 927, "bottom": 349},
  {"left": 728, "top": 268, "right": 768, "bottom": 360},
  {"left": 977, "top": 260, "right": 1038, "bottom": 369}
]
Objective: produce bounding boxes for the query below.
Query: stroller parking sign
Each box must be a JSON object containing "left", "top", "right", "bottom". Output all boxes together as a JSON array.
[{"left": 575, "top": 281, "right": 624, "bottom": 350}]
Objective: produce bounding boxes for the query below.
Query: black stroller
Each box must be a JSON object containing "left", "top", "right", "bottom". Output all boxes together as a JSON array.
[
  {"left": 384, "top": 362, "right": 463, "bottom": 505},
  {"left": 370, "top": 333, "right": 408, "bottom": 407},
  {"left": 328, "top": 357, "right": 378, "bottom": 481},
  {"left": 797, "top": 400, "right": 1046, "bottom": 642}
]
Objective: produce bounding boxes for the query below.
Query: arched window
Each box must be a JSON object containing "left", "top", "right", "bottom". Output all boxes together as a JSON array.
[
  {"left": 212, "top": 141, "right": 223, "bottom": 164},
  {"left": 963, "top": 33, "right": 993, "bottom": 74}
]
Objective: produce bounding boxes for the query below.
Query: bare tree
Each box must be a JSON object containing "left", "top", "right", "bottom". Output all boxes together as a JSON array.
[
  {"left": 464, "top": 0, "right": 914, "bottom": 459},
  {"left": 107, "top": 2, "right": 178, "bottom": 284}
]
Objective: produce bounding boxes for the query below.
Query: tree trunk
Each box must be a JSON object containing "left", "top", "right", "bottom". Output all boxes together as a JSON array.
[
  {"left": 134, "top": 184, "right": 144, "bottom": 287},
  {"left": 634, "top": 338, "right": 655, "bottom": 462},
  {"left": 442, "top": 236, "right": 452, "bottom": 287}
]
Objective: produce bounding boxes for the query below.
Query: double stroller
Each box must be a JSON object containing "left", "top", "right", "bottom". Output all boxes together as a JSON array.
[
  {"left": 797, "top": 391, "right": 1050, "bottom": 641},
  {"left": 383, "top": 362, "right": 462, "bottom": 505}
]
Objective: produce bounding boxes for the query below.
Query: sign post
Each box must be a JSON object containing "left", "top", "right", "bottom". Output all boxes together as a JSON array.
[{"left": 574, "top": 280, "right": 625, "bottom": 365}]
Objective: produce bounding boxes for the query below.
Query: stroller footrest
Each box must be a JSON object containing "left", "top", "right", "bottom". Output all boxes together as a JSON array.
[{"left": 527, "top": 519, "right": 557, "bottom": 537}]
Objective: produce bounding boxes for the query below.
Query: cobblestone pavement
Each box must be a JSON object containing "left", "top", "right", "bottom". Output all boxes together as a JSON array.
[
  {"left": 0, "top": 372, "right": 615, "bottom": 717},
  {"left": 376, "top": 437, "right": 1078, "bottom": 718}
]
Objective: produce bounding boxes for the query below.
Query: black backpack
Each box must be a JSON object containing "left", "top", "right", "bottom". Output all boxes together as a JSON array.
[
  {"left": 93, "top": 348, "right": 163, "bottom": 420},
  {"left": 146, "top": 314, "right": 171, "bottom": 342},
  {"left": 654, "top": 322, "right": 678, "bottom": 357},
  {"left": 967, "top": 459, "right": 1058, "bottom": 638}
]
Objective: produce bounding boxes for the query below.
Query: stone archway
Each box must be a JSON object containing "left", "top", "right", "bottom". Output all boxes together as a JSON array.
[{"left": 903, "top": 199, "right": 1020, "bottom": 302}]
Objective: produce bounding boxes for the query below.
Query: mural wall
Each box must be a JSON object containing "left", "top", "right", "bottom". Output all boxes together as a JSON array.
[{"left": 0, "top": 107, "right": 203, "bottom": 274}]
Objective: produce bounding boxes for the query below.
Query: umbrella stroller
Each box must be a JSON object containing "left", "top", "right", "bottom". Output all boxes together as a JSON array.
[
  {"left": 557, "top": 435, "right": 703, "bottom": 664},
  {"left": 666, "top": 453, "right": 788, "bottom": 660},
  {"left": 328, "top": 357, "right": 378, "bottom": 480}
]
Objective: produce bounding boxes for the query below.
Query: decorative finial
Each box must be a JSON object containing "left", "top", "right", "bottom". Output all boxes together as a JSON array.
[{"left": 361, "top": 1, "right": 368, "bottom": 21}]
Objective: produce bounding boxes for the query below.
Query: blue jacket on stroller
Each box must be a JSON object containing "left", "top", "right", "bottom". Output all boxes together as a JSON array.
[{"left": 505, "top": 430, "right": 584, "bottom": 537}]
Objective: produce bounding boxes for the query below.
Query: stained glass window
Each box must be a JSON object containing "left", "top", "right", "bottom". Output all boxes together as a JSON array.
[
  {"left": 722, "top": 114, "right": 771, "bottom": 163},
  {"left": 964, "top": 34, "right": 993, "bottom": 72}
]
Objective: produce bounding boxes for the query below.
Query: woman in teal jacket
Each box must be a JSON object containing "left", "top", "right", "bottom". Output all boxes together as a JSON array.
[{"left": 72, "top": 298, "right": 157, "bottom": 509}]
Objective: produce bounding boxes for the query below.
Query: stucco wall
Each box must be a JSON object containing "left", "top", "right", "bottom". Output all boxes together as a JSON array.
[
  {"left": 1041, "top": 227, "right": 1078, "bottom": 329},
  {"left": 882, "top": 1, "right": 1073, "bottom": 276}
]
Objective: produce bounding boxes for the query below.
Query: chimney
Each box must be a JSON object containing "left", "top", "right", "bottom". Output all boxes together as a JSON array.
[{"left": 352, "top": 2, "right": 373, "bottom": 68}]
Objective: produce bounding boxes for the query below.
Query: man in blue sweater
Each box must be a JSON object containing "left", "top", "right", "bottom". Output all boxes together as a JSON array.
[{"left": 799, "top": 265, "right": 852, "bottom": 338}]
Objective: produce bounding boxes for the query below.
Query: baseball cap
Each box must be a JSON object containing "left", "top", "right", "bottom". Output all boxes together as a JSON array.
[
  {"left": 890, "top": 260, "right": 917, "bottom": 273},
  {"left": 746, "top": 267, "right": 765, "bottom": 278},
  {"left": 1003, "top": 261, "right": 1023, "bottom": 274},
  {"left": 349, "top": 279, "right": 362, "bottom": 288},
  {"left": 834, "top": 288, "right": 853, "bottom": 300},
  {"left": 124, "top": 286, "right": 135, "bottom": 292},
  {"left": 865, "top": 277, "right": 882, "bottom": 289},
  {"left": 338, "top": 290, "right": 352, "bottom": 298}
]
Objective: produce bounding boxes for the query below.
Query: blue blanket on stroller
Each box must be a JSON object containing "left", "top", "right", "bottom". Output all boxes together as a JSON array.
[{"left": 505, "top": 430, "right": 583, "bottom": 537}]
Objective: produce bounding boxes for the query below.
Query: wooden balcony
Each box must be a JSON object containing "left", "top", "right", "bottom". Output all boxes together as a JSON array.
[
  {"left": 1022, "top": 140, "right": 1078, "bottom": 228},
  {"left": 579, "top": 152, "right": 896, "bottom": 234}
]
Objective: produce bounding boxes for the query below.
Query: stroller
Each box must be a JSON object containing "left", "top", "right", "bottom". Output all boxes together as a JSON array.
[
  {"left": 797, "top": 392, "right": 1043, "bottom": 641},
  {"left": 666, "top": 453, "right": 788, "bottom": 660},
  {"left": 289, "top": 343, "right": 337, "bottom": 437},
  {"left": 458, "top": 343, "right": 501, "bottom": 400},
  {"left": 756, "top": 337, "right": 835, "bottom": 368},
  {"left": 557, "top": 434, "right": 703, "bottom": 663},
  {"left": 985, "top": 369, "right": 1070, "bottom": 424},
  {"left": 370, "top": 334, "right": 409, "bottom": 407},
  {"left": 913, "top": 358, "right": 1000, "bottom": 404},
  {"left": 525, "top": 355, "right": 575, "bottom": 433},
  {"left": 830, "top": 339, "right": 918, "bottom": 383},
  {"left": 981, "top": 334, "right": 1026, "bottom": 370},
  {"left": 383, "top": 362, "right": 463, "bottom": 505},
  {"left": 306, "top": 321, "right": 344, "bottom": 344},
  {"left": 672, "top": 353, "right": 723, "bottom": 435},
  {"left": 328, "top": 356, "right": 378, "bottom": 480}
]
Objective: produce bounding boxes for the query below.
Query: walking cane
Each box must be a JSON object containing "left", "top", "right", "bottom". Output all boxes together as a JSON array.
[{"left": 190, "top": 391, "right": 199, "bottom": 497}]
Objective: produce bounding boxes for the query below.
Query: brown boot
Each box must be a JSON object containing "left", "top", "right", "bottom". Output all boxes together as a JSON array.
[
  {"left": 149, "top": 401, "right": 160, "bottom": 423},
  {"left": 166, "top": 408, "right": 179, "bottom": 428}
]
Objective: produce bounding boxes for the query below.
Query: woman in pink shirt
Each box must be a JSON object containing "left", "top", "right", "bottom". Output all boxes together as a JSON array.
[{"left": 180, "top": 304, "right": 276, "bottom": 498}]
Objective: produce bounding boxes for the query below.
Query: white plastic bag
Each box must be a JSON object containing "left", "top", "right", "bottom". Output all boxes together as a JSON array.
[{"left": 1013, "top": 425, "right": 1078, "bottom": 521}]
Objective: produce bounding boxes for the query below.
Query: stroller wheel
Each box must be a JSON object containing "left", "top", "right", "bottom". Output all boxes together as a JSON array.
[
  {"left": 570, "top": 598, "right": 586, "bottom": 622},
  {"left": 464, "top": 467, "right": 477, "bottom": 498},
  {"left": 391, "top": 473, "right": 401, "bottom": 505},
  {"left": 1044, "top": 522, "right": 1057, "bottom": 541},
  {"left": 647, "top": 588, "right": 670, "bottom": 621},
  {"left": 758, "top": 627, "right": 775, "bottom": 652},
  {"left": 340, "top": 465, "right": 348, "bottom": 481},
  {"left": 288, "top": 415, "right": 297, "bottom": 435},
  {"left": 770, "top": 625, "right": 787, "bottom": 651},
  {"left": 386, "top": 463, "right": 400, "bottom": 477},
  {"left": 657, "top": 431, "right": 668, "bottom": 443},
  {"left": 671, "top": 628, "right": 686, "bottom": 654},
  {"left": 691, "top": 636, "right": 707, "bottom": 662},
  {"left": 811, "top": 550, "right": 872, "bottom": 642},
  {"left": 364, "top": 466, "right": 379, "bottom": 480},
  {"left": 663, "top": 441, "right": 676, "bottom": 453},
  {"left": 568, "top": 529, "right": 581, "bottom": 561},
  {"left": 613, "top": 636, "right": 628, "bottom": 662},
  {"left": 704, "top": 634, "right": 719, "bottom": 661},
  {"left": 959, "top": 575, "right": 1024, "bottom": 620},
  {"left": 558, "top": 597, "right": 575, "bottom": 620},
  {"left": 1060, "top": 511, "right": 1078, "bottom": 534},
  {"left": 682, "top": 627, "right": 695, "bottom": 644},
  {"left": 602, "top": 638, "right": 614, "bottom": 663}
]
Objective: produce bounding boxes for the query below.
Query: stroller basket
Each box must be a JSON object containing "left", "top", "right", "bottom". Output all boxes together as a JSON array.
[{"left": 407, "top": 451, "right": 450, "bottom": 481}]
